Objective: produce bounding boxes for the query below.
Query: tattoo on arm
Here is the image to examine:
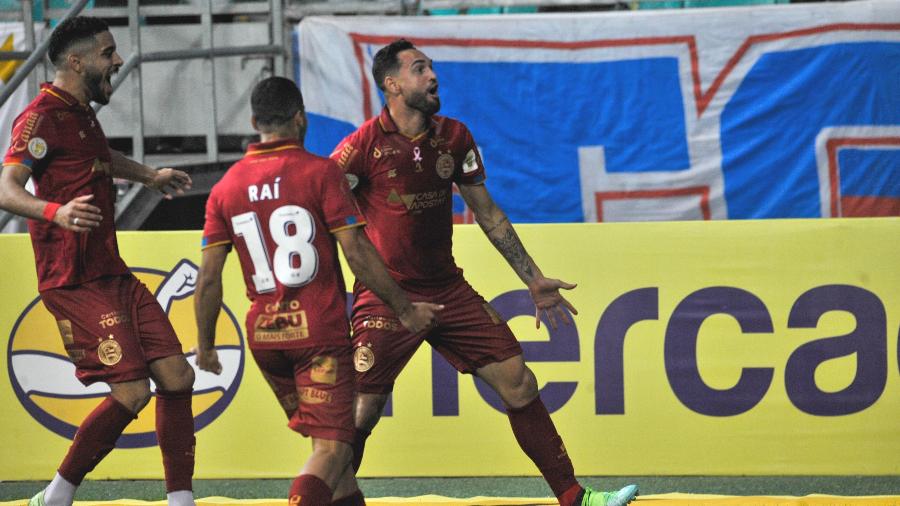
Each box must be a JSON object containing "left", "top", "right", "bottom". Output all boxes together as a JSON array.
[{"left": 484, "top": 217, "right": 535, "bottom": 282}]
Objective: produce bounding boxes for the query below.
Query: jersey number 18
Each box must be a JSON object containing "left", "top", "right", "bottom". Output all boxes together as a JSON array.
[{"left": 231, "top": 205, "right": 319, "bottom": 293}]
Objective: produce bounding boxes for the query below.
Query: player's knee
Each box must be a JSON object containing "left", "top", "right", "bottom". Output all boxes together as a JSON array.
[
  {"left": 500, "top": 366, "right": 539, "bottom": 408},
  {"left": 154, "top": 357, "right": 196, "bottom": 393},
  {"left": 110, "top": 379, "right": 152, "bottom": 414}
]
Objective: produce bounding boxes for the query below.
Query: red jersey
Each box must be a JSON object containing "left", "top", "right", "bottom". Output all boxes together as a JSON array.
[
  {"left": 331, "top": 108, "right": 486, "bottom": 299},
  {"left": 203, "top": 139, "right": 366, "bottom": 349},
  {"left": 3, "top": 83, "right": 128, "bottom": 291}
]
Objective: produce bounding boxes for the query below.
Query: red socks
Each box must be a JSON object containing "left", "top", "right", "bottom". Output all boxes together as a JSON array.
[
  {"left": 351, "top": 428, "right": 371, "bottom": 472},
  {"left": 58, "top": 396, "right": 136, "bottom": 485},
  {"left": 289, "top": 474, "right": 333, "bottom": 505},
  {"left": 332, "top": 489, "right": 366, "bottom": 506},
  {"left": 155, "top": 389, "right": 195, "bottom": 493},
  {"left": 507, "top": 397, "right": 579, "bottom": 501},
  {"left": 560, "top": 484, "right": 586, "bottom": 506}
]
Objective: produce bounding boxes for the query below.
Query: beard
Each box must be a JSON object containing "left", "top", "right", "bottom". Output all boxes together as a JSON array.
[
  {"left": 84, "top": 67, "right": 111, "bottom": 105},
  {"left": 406, "top": 89, "right": 440, "bottom": 116}
]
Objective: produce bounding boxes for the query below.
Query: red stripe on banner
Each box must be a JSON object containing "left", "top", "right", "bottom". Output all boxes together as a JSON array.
[
  {"left": 840, "top": 195, "right": 900, "bottom": 217},
  {"left": 826, "top": 136, "right": 900, "bottom": 217},
  {"left": 348, "top": 23, "right": 900, "bottom": 120},
  {"left": 593, "top": 186, "right": 710, "bottom": 222}
]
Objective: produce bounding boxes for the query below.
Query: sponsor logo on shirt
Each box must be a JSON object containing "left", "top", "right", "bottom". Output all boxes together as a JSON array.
[
  {"left": 334, "top": 143, "right": 356, "bottom": 169},
  {"left": 11, "top": 112, "right": 43, "bottom": 153},
  {"left": 310, "top": 355, "right": 338, "bottom": 385},
  {"left": 373, "top": 145, "right": 401, "bottom": 159},
  {"left": 300, "top": 386, "right": 333, "bottom": 404},
  {"left": 387, "top": 188, "right": 449, "bottom": 211},
  {"left": 463, "top": 149, "right": 479, "bottom": 174},
  {"left": 55, "top": 319, "right": 85, "bottom": 362},
  {"left": 98, "top": 310, "right": 130, "bottom": 329},
  {"left": 254, "top": 309, "right": 309, "bottom": 342},
  {"left": 360, "top": 316, "right": 401, "bottom": 332}
]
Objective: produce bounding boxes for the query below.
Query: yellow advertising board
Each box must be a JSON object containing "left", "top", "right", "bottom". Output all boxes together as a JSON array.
[{"left": 1, "top": 219, "right": 898, "bottom": 479}]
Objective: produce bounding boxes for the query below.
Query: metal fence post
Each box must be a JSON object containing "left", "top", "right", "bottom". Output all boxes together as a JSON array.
[
  {"left": 202, "top": 0, "right": 219, "bottom": 163},
  {"left": 128, "top": 0, "right": 144, "bottom": 164}
]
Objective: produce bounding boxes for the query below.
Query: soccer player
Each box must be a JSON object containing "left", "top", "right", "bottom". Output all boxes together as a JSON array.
[
  {"left": 0, "top": 17, "right": 196, "bottom": 506},
  {"left": 193, "top": 76, "right": 441, "bottom": 506},
  {"left": 330, "top": 39, "right": 639, "bottom": 506}
]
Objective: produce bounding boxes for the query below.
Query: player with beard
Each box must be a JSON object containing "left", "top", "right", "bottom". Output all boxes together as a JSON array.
[
  {"left": 330, "top": 39, "right": 639, "bottom": 506},
  {"left": 0, "top": 16, "right": 196, "bottom": 506},
  {"left": 194, "top": 77, "right": 441, "bottom": 506}
]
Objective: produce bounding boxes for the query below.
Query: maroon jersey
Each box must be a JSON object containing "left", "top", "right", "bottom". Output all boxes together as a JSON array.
[
  {"left": 203, "top": 139, "right": 366, "bottom": 350},
  {"left": 331, "top": 108, "right": 485, "bottom": 300},
  {"left": 3, "top": 83, "right": 128, "bottom": 291}
]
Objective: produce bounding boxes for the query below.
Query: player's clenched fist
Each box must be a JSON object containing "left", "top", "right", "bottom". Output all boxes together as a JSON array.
[{"left": 192, "top": 346, "right": 223, "bottom": 375}]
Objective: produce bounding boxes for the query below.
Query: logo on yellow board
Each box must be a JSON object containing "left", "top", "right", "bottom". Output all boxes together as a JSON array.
[{"left": 7, "top": 259, "right": 245, "bottom": 448}]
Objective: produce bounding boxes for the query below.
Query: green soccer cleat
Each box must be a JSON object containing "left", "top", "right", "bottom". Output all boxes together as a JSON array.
[
  {"left": 581, "top": 484, "right": 639, "bottom": 506},
  {"left": 28, "top": 490, "right": 46, "bottom": 506}
]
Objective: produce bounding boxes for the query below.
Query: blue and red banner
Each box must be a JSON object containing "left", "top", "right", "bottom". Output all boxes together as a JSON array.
[{"left": 295, "top": 0, "right": 900, "bottom": 222}]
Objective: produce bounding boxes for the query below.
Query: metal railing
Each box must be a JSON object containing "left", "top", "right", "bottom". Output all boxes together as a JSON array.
[{"left": 0, "top": 0, "right": 288, "bottom": 232}]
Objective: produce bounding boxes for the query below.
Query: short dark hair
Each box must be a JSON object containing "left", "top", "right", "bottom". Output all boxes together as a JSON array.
[
  {"left": 47, "top": 16, "right": 109, "bottom": 66},
  {"left": 251, "top": 76, "right": 304, "bottom": 129},
  {"left": 372, "top": 38, "right": 416, "bottom": 92}
]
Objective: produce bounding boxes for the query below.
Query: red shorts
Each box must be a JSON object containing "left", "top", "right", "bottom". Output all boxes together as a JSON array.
[
  {"left": 40, "top": 273, "right": 184, "bottom": 386},
  {"left": 251, "top": 344, "right": 355, "bottom": 443},
  {"left": 351, "top": 277, "right": 522, "bottom": 394}
]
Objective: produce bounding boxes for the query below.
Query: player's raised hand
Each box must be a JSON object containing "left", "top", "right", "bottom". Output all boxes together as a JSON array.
[
  {"left": 192, "top": 346, "right": 222, "bottom": 375},
  {"left": 149, "top": 168, "right": 192, "bottom": 199},
  {"left": 398, "top": 302, "right": 444, "bottom": 334},
  {"left": 528, "top": 276, "right": 578, "bottom": 329},
  {"left": 55, "top": 194, "right": 102, "bottom": 232}
]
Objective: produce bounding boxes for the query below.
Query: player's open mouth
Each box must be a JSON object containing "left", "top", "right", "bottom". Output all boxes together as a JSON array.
[{"left": 427, "top": 85, "right": 438, "bottom": 97}]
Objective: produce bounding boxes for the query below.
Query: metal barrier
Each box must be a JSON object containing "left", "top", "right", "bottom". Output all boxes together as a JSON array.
[{"left": 0, "top": 0, "right": 287, "bottom": 232}]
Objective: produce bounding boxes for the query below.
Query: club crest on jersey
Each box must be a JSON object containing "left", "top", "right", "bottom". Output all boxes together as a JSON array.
[
  {"left": 8, "top": 259, "right": 246, "bottom": 448},
  {"left": 353, "top": 343, "right": 375, "bottom": 372},
  {"left": 27, "top": 137, "right": 47, "bottom": 159},
  {"left": 436, "top": 153, "right": 454, "bottom": 179},
  {"left": 97, "top": 335, "right": 122, "bottom": 366}
]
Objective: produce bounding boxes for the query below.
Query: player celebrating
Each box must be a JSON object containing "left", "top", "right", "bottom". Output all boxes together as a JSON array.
[
  {"left": 330, "top": 39, "right": 639, "bottom": 506},
  {"left": 193, "top": 77, "right": 441, "bottom": 506},
  {"left": 0, "top": 17, "right": 196, "bottom": 506}
]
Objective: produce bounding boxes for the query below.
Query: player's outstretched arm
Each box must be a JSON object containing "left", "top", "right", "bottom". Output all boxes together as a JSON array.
[
  {"left": 109, "top": 150, "right": 192, "bottom": 199},
  {"left": 334, "top": 226, "right": 443, "bottom": 334},
  {"left": 193, "top": 244, "right": 227, "bottom": 375},
  {"left": 0, "top": 164, "right": 102, "bottom": 231},
  {"left": 459, "top": 182, "right": 578, "bottom": 329}
]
